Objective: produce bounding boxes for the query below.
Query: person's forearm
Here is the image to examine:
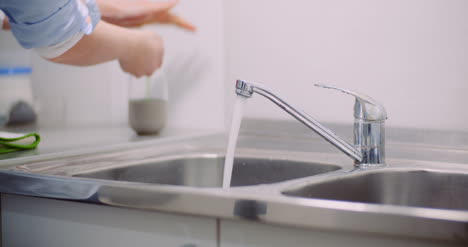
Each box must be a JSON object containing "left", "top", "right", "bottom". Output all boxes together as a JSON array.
[{"left": 49, "top": 21, "right": 134, "bottom": 66}]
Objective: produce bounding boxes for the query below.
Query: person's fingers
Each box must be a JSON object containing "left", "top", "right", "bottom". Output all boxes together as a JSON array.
[
  {"left": 147, "top": 0, "right": 179, "bottom": 13},
  {"left": 145, "top": 13, "right": 196, "bottom": 31},
  {"left": 100, "top": 0, "right": 195, "bottom": 31},
  {"left": 166, "top": 14, "right": 196, "bottom": 31},
  {"left": 113, "top": 14, "right": 149, "bottom": 27},
  {"left": 105, "top": 9, "right": 154, "bottom": 27},
  {"left": 116, "top": 20, "right": 145, "bottom": 28}
]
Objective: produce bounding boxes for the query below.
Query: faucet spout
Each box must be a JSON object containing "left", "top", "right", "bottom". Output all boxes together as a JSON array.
[{"left": 235, "top": 80, "right": 364, "bottom": 164}]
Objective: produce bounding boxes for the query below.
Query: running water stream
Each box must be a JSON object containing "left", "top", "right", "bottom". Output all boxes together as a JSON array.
[{"left": 222, "top": 96, "right": 247, "bottom": 188}]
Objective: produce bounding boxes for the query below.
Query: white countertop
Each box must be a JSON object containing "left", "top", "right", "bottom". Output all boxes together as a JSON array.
[{"left": 0, "top": 125, "right": 219, "bottom": 166}]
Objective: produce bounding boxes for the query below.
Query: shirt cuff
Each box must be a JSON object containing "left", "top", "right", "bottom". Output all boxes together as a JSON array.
[{"left": 34, "top": 32, "right": 85, "bottom": 59}]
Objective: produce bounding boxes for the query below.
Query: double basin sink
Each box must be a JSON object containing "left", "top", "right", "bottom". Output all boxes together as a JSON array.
[
  {"left": 2, "top": 131, "right": 468, "bottom": 243},
  {"left": 72, "top": 151, "right": 468, "bottom": 211}
]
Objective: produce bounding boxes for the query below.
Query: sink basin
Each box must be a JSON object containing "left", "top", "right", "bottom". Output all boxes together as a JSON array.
[
  {"left": 73, "top": 154, "right": 341, "bottom": 187},
  {"left": 284, "top": 169, "right": 468, "bottom": 211}
]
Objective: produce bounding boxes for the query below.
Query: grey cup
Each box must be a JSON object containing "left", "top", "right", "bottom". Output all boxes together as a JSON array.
[{"left": 128, "top": 98, "right": 166, "bottom": 135}]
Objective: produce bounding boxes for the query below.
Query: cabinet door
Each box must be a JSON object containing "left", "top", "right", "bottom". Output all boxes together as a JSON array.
[
  {"left": 2, "top": 194, "right": 217, "bottom": 247},
  {"left": 220, "top": 220, "right": 459, "bottom": 247}
]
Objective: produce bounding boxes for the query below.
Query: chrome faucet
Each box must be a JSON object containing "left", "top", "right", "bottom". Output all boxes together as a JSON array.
[{"left": 235, "top": 80, "right": 387, "bottom": 168}]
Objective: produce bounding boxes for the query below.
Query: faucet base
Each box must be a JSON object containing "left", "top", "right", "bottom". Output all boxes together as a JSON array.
[
  {"left": 354, "top": 120, "right": 385, "bottom": 165},
  {"left": 355, "top": 163, "right": 387, "bottom": 169}
]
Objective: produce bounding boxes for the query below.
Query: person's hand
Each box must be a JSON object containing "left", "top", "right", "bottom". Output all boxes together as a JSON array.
[
  {"left": 119, "top": 29, "right": 164, "bottom": 78},
  {"left": 97, "top": 0, "right": 196, "bottom": 31}
]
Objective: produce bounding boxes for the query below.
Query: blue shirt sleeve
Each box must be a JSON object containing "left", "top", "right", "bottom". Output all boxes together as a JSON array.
[{"left": 0, "top": 0, "right": 101, "bottom": 49}]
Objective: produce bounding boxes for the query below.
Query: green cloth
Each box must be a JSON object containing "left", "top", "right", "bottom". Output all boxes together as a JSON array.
[{"left": 0, "top": 132, "right": 41, "bottom": 154}]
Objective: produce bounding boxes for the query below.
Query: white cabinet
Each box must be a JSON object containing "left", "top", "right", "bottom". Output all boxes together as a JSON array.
[
  {"left": 220, "top": 220, "right": 461, "bottom": 247},
  {"left": 2, "top": 194, "right": 217, "bottom": 247},
  {"left": 2, "top": 194, "right": 461, "bottom": 247}
]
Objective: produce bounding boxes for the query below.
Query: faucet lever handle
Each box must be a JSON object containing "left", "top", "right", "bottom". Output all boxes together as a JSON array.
[{"left": 314, "top": 84, "right": 387, "bottom": 121}]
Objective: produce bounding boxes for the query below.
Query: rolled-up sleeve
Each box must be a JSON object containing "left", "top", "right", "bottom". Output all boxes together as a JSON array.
[{"left": 0, "top": 0, "right": 100, "bottom": 49}]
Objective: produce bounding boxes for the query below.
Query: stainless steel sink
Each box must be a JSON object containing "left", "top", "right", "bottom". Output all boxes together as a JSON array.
[
  {"left": 73, "top": 154, "right": 341, "bottom": 187},
  {"left": 4, "top": 120, "right": 468, "bottom": 244},
  {"left": 283, "top": 169, "right": 468, "bottom": 211}
]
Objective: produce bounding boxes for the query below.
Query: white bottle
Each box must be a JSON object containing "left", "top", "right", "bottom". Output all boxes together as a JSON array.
[{"left": 0, "top": 67, "right": 36, "bottom": 126}]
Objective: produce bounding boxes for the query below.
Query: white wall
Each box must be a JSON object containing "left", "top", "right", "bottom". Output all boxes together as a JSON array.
[
  {"left": 2, "top": 0, "right": 468, "bottom": 132},
  {"left": 224, "top": 0, "right": 468, "bottom": 131}
]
